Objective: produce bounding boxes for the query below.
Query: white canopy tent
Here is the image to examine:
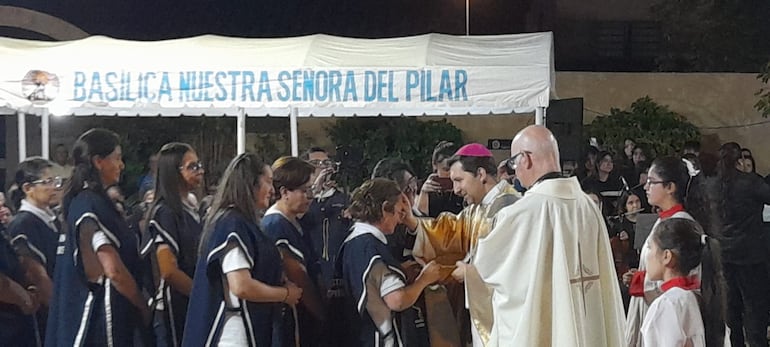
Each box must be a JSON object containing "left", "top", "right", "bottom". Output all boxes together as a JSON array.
[{"left": 0, "top": 32, "right": 554, "bottom": 160}]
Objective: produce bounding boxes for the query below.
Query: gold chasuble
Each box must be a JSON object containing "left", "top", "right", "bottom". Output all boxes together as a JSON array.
[{"left": 413, "top": 180, "right": 519, "bottom": 346}]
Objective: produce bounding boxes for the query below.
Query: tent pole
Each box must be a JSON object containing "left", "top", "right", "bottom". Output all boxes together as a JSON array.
[
  {"left": 237, "top": 108, "right": 246, "bottom": 155},
  {"left": 535, "top": 107, "right": 546, "bottom": 126},
  {"left": 42, "top": 108, "right": 50, "bottom": 159},
  {"left": 17, "top": 111, "right": 26, "bottom": 161},
  {"left": 290, "top": 107, "right": 299, "bottom": 157}
]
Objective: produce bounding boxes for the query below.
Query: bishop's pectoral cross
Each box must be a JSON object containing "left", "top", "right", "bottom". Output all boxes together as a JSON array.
[{"left": 569, "top": 243, "right": 601, "bottom": 316}]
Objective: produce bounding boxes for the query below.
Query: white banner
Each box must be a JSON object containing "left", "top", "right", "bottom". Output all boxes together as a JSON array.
[{"left": 0, "top": 33, "right": 554, "bottom": 116}]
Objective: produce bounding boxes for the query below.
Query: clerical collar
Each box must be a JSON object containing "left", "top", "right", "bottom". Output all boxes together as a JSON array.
[
  {"left": 658, "top": 204, "right": 685, "bottom": 219},
  {"left": 481, "top": 180, "right": 506, "bottom": 206},
  {"left": 661, "top": 276, "right": 700, "bottom": 292},
  {"left": 530, "top": 172, "right": 563, "bottom": 189},
  {"left": 344, "top": 222, "right": 388, "bottom": 245},
  {"left": 19, "top": 199, "right": 58, "bottom": 232}
]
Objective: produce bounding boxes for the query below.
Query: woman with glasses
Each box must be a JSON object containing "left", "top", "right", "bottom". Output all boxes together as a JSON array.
[
  {"left": 262, "top": 156, "right": 324, "bottom": 346},
  {"left": 184, "top": 153, "right": 302, "bottom": 346},
  {"left": 624, "top": 156, "right": 720, "bottom": 347},
  {"left": 2, "top": 157, "right": 61, "bottom": 345},
  {"left": 141, "top": 143, "right": 204, "bottom": 346},
  {"left": 46, "top": 129, "right": 149, "bottom": 346}
]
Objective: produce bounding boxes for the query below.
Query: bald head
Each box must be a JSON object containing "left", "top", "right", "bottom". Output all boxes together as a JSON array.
[{"left": 510, "top": 125, "right": 561, "bottom": 188}]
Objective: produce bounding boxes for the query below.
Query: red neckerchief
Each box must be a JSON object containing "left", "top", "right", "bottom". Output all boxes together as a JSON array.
[
  {"left": 661, "top": 276, "right": 700, "bottom": 292},
  {"left": 629, "top": 271, "right": 646, "bottom": 297},
  {"left": 658, "top": 204, "right": 685, "bottom": 219}
]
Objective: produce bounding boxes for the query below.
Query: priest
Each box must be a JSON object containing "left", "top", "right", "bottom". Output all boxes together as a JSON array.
[
  {"left": 466, "top": 125, "right": 625, "bottom": 346},
  {"left": 404, "top": 143, "right": 519, "bottom": 346}
]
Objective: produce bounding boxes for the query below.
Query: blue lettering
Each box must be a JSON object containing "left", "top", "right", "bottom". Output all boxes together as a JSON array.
[
  {"left": 405, "top": 70, "right": 419, "bottom": 102},
  {"left": 277, "top": 71, "right": 291, "bottom": 101},
  {"left": 257, "top": 71, "right": 272, "bottom": 102},
  {"left": 144, "top": 72, "right": 156, "bottom": 102},
  {"left": 387, "top": 70, "right": 399, "bottom": 102},
  {"left": 292, "top": 70, "right": 302, "bottom": 102},
  {"left": 228, "top": 71, "right": 240, "bottom": 101},
  {"left": 438, "top": 70, "right": 452, "bottom": 101},
  {"left": 343, "top": 71, "right": 357, "bottom": 101},
  {"left": 73, "top": 72, "right": 86, "bottom": 101},
  {"left": 179, "top": 72, "right": 192, "bottom": 101},
  {"left": 88, "top": 72, "right": 103, "bottom": 101},
  {"left": 423, "top": 70, "right": 436, "bottom": 102},
  {"left": 303, "top": 70, "right": 314, "bottom": 102},
  {"left": 364, "top": 71, "right": 376, "bottom": 102},
  {"left": 328, "top": 71, "right": 342, "bottom": 101},
  {"left": 104, "top": 72, "right": 118, "bottom": 102},
  {"left": 376, "top": 71, "right": 387, "bottom": 102},
  {"left": 214, "top": 72, "right": 228, "bottom": 101},
  {"left": 455, "top": 70, "right": 468, "bottom": 101},
  {"left": 315, "top": 71, "right": 328, "bottom": 102},
  {"left": 241, "top": 71, "right": 255, "bottom": 102},
  {"left": 159, "top": 72, "right": 172, "bottom": 102},
  {"left": 202, "top": 71, "right": 213, "bottom": 102}
]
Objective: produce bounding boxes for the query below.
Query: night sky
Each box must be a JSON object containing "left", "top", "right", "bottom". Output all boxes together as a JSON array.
[{"left": 1, "top": 0, "right": 536, "bottom": 40}]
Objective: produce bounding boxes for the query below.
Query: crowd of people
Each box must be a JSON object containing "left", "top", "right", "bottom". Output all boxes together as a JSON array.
[{"left": 0, "top": 126, "right": 768, "bottom": 347}]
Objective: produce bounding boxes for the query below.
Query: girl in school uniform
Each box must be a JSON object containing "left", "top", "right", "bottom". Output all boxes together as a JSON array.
[
  {"left": 641, "top": 218, "right": 726, "bottom": 347},
  {"left": 6, "top": 157, "right": 63, "bottom": 343},
  {"left": 0, "top": 229, "right": 40, "bottom": 346},
  {"left": 183, "top": 153, "right": 302, "bottom": 347},
  {"left": 142, "top": 143, "right": 205, "bottom": 346},
  {"left": 624, "top": 156, "right": 719, "bottom": 346}
]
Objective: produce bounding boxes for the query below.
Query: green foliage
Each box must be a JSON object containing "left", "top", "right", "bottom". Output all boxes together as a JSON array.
[
  {"left": 326, "top": 117, "right": 463, "bottom": 189},
  {"left": 586, "top": 97, "right": 700, "bottom": 157},
  {"left": 755, "top": 61, "right": 770, "bottom": 118}
]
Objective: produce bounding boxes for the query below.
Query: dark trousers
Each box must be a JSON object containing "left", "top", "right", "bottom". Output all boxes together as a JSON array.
[{"left": 724, "top": 262, "right": 770, "bottom": 347}]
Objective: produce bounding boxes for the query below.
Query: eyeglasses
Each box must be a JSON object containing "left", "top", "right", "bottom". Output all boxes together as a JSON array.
[
  {"left": 31, "top": 176, "right": 63, "bottom": 188},
  {"left": 506, "top": 151, "right": 532, "bottom": 171},
  {"left": 180, "top": 162, "right": 205, "bottom": 172},
  {"left": 645, "top": 178, "right": 668, "bottom": 186}
]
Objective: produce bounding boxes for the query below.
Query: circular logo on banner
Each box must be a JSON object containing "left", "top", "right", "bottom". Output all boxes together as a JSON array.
[
  {"left": 22, "top": 70, "right": 60, "bottom": 104},
  {"left": 491, "top": 140, "right": 501, "bottom": 150}
]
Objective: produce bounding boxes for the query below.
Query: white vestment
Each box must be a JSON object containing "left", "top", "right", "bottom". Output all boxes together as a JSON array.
[{"left": 473, "top": 176, "right": 626, "bottom": 347}]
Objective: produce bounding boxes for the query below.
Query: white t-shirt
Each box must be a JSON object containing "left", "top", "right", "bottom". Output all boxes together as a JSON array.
[
  {"left": 365, "top": 261, "right": 406, "bottom": 347},
  {"left": 219, "top": 246, "right": 252, "bottom": 346},
  {"left": 641, "top": 287, "right": 705, "bottom": 347}
]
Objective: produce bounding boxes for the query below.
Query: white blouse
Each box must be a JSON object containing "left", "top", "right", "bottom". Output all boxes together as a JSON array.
[{"left": 641, "top": 287, "right": 704, "bottom": 347}]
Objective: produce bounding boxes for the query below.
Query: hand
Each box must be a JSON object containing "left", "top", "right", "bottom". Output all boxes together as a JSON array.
[
  {"left": 451, "top": 261, "right": 467, "bottom": 283},
  {"left": 283, "top": 282, "right": 303, "bottom": 306},
  {"left": 419, "top": 174, "right": 442, "bottom": 195},
  {"left": 417, "top": 261, "right": 441, "bottom": 286},
  {"left": 401, "top": 260, "right": 422, "bottom": 284},
  {"left": 622, "top": 268, "right": 637, "bottom": 287},
  {"left": 18, "top": 288, "right": 39, "bottom": 315},
  {"left": 619, "top": 231, "right": 629, "bottom": 241},
  {"left": 312, "top": 167, "right": 335, "bottom": 194},
  {"left": 398, "top": 194, "right": 417, "bottom": 229}
]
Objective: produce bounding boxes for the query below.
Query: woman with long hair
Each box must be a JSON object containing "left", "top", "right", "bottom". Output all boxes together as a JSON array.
[
  {"left": 262, "top": 156, "right": 324, "bottom": 346},
  {"left": 610, "top": 191, "right": 642, "bottom": 281},
  {"left": 46, "top": 129, "right": 149, "bottom": 346},
  {"left": 142, "top": 143, "right": 204, "bottom": 346},
  {"left": 641, "top": 218, "right": 726, "bottom": 347},
  {"left": 341, "top": 178, "right": 441, "bottom": 347},
  {"left": 5, "top": 157, "right": 62, "bottom": 343},
  {"left": 624, "top": 156, "right": 719, "bottom": 347},
  {"left": 183, "top": 153, "right": 301, "bottom": 346},
  {"left": 716, "top": 142, "right": 770, "bottom": 347}
]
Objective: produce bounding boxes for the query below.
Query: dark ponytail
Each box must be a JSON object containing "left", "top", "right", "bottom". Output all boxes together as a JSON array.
[
  {"left": 62, "top": 128, "right": 121, "bottom": 218},
  {"left": 653, "top": 218, "right": 726, "bottom": 347},
  {"left": 700, "top": 235, "right": 726, "bottom": 347}
]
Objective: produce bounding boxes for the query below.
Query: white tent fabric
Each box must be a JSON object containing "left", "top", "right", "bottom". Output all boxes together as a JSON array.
[{"left": 0, "top": 32, "right": 554, "bottom": 155}]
